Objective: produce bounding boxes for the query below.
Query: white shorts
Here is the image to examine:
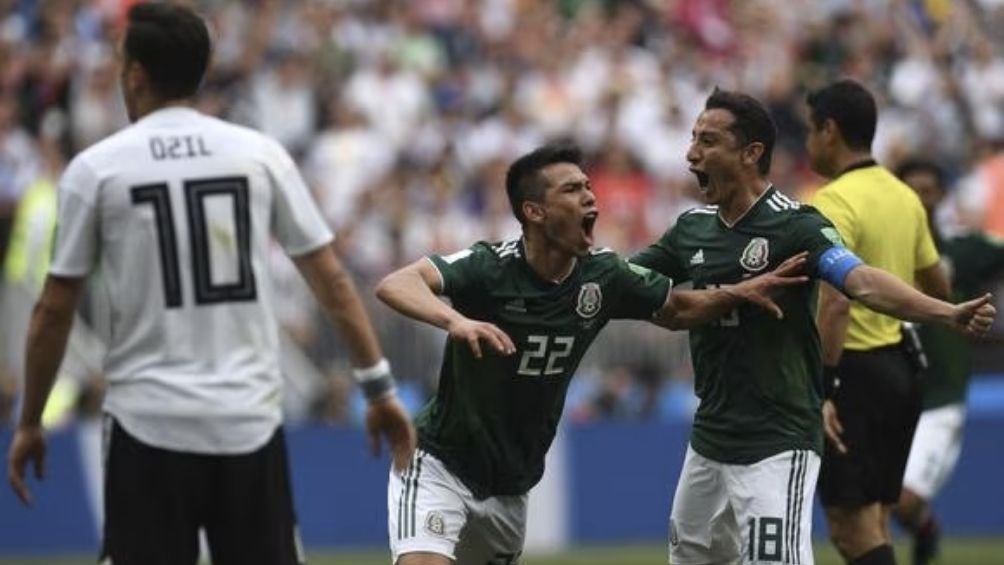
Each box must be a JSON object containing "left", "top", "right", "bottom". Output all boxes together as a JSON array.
[
  {"left": 388, "top": 448, "right": 526, "bottom": 564},
  {"left": 902, "top": 403, "right": 966, "bottom": 500},
  {"left": 669, "top": 445, "right": 820, "bottom": 565}
]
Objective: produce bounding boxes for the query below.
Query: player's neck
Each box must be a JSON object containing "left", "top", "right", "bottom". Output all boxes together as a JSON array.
[
  {"left": 717, "top": 179, "right": 771, "bottom": 227},
  {"left": 830, "top": 149, "right": 875, "bottom": 178},
  {"left": 130, "top": 96, "right": 195, "bottom": 122},
  {"left": 522, "top": 235, "right": 577, "bottom": 284}
]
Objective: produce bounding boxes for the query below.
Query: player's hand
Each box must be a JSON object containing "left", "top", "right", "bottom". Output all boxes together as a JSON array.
[
  {"left": 7, "top": 425, "right": 47, "bottom": 506},
  {"left": 365, "top": 395, "right": 416, "bottom": 473},
  {"left": 447, "top": 318, "right": 516, "bottom": 359},
  {"left": 734, "top": 252, "right": 810, "bottom": 319},
  {"left": 821, "top": 399, "right": 847, "bottom": 455},
  {"left": 951, "top": 293, "right": 996, "bottom": 337}
]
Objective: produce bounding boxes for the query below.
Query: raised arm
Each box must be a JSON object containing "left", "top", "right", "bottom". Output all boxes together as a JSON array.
[
  {"left": 375, "top": 258, "right": 515, "bottom": 358},
  {"left": 294, "top": 244, "right": 415, "bottom": 469}
]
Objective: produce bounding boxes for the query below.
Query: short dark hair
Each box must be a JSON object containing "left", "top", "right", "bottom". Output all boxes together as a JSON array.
[
  {"left": 704, "top": 88, "right": 777, "bottom": 175},
  {"left": 505, "top": 143, "right": 584, "bottom": 225},
  {"left": 124, "top": 3, "right": 211, "bottom": 100},
  {"left": 894, "top": 158, "right": 946, "bottom": 188},
  {"left": 806, "top": 79, "right": 877, "bottom": 152}
]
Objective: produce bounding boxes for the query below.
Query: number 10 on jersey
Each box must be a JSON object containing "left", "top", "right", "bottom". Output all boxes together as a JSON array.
[{"left": 131, "top": 176, "right": 256, "bottom": 308}]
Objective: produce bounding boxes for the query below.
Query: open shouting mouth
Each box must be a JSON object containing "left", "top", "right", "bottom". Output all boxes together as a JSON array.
[
  {"left": 582, "top": 210, "right": 598, "bottom": 245},
  {"left": 690, "top": 167, "right": 710, "bottom": 189}
]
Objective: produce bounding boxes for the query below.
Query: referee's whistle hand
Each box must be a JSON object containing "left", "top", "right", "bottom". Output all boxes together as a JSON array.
[
  {"left": 6, "top": 425, "right": 47, "bottom": 506},
  {"left": 822, "top": 400, "right": 848, "bottom": 455}
]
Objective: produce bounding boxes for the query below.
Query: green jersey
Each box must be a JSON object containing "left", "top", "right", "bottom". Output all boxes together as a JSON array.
[
  {"left": 920, "top": 231, "right": 1004, "bottom": 409},
  {"left": 420, "top": 238, "right": 672, "bottom": 498},
  {"left": 632, "top": 187, "right": 840, "bottom": 464}
]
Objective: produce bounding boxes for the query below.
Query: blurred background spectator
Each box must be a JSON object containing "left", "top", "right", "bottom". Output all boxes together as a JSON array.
[{"left": 2, "top": 0, "right": 1003, "bottom": 427}]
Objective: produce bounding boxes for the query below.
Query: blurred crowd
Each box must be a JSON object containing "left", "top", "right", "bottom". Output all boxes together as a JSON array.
[{"left": 3, "top": 0, "right": 1004, "bottom": 428}]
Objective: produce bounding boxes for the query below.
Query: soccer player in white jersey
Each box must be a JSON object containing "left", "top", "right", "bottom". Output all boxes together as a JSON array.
[{"left": 5, "top": 4, "right": 415, "bottom": 565}]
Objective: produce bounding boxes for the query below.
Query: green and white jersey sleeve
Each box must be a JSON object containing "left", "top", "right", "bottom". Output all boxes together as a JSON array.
[{"left": 630, "top": 226, "right": 692, "bottom": 283}]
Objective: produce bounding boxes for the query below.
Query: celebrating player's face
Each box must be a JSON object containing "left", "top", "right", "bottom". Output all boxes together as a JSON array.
[
  {"left": 687, "top": 109, "right": 747, "bottom": 205},
  {"left": 534, "top": 163, "right": 598, "bottom": 257}
]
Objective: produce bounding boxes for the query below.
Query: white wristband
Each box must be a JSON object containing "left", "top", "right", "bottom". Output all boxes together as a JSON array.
[
  {"left": 352, "top": 358, "right": 392, "bottom": 382},
  {"left": 352, "top": 358, "right": 396, "bottom": 402}
]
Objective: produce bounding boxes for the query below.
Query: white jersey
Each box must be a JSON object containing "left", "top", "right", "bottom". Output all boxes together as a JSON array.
[{"left": 49, "top": 107, "right": 332, "bottom": 454}]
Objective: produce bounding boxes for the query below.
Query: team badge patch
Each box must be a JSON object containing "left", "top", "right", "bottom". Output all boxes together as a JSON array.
[
  {"left": 576, "top": 282, "right": 602, "bottom": 319},
  {"left": 740, "top": 237, "right": 770, "bottom": 272},
  {"left": 821, "top": 227, "right": 844, "bottom": 246},
  {"left": 425, "top": 511, "right": 445, "bottom": 536}
]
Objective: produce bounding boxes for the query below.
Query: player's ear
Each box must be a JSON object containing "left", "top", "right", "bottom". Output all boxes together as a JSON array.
[
  {"left": 822, "top": 118, "right": 839, "bottom": 143},
  {"left": 744, "top": 142, "right": 765, "bottom": 168},
  {"left": 123, "top": 60, "right": 147, "bottom": 94},
  {"left": 522, "top": 200, "right": 545, "bottom": 224}
]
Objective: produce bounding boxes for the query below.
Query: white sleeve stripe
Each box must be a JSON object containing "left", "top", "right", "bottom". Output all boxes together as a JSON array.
[{"left": 425, "top": 256, "right": 446, "bottom": 292}]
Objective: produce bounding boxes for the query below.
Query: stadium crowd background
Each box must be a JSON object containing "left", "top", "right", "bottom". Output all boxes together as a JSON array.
[{"left": 2, "top": 0, "right": 1004, "bottom": 429}]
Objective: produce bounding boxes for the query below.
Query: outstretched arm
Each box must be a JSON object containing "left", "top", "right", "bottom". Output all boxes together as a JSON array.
[
  {"left": 652, "top": 253, "right": 809, "bottom": 330},
  {"left": 8, "top": 275, "right": 84, "bottom": 505},
  {"left": 844, "top": 265, "right": 995, "bottom": 335},
  {"left": 295, "top": 244, "right": 415, "bottom": 469},
  {"left": 376, "top": 258, "right": 515, "bottom": 358}
]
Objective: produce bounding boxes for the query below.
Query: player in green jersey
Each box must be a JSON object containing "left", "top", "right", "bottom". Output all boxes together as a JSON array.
[
  {"left": 630, "top": 89, "right": 996, "bottom": 565},
  {"left": 893, "top": 159, "right": 1004, "bottom": 565},
  {"left": 375, "top": 143, "right": 810, "bottom": 565}
]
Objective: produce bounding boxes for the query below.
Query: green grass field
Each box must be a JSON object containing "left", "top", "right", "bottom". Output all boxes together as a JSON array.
[{"left": 5, "top": 539, "right": 1004, "bottom": 565}]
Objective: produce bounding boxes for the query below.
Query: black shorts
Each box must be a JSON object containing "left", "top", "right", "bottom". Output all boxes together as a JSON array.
[
  {"left": 100, "top": 418, "right": 303, "bottom": 565},
  {"left": 818, "top": 343, "right": 922, "bottom": 508}
]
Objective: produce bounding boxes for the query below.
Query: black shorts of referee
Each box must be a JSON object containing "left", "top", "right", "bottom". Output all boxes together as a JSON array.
[{"left": 818, "top": 342, "right": 923, "bottom": 508}]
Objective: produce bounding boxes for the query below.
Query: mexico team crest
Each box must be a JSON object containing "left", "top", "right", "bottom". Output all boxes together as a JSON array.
[
  {"left": 740, "top": 237, "right": 770, "bottom": 272},
  {"left": 576, "top": 283, "right": 602, "bottom": 319},
  {"left": 425, "top": 511, "right": 445, "bottom": 536}
]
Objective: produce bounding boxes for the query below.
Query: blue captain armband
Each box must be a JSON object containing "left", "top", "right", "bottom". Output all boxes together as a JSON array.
[{"left": 817, "top": 246, "right": 863, "bottom": 291}]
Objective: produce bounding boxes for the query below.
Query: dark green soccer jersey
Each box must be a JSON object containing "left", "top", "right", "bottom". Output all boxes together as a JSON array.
[
  {"left": 419, "top": 238, "right": 671, "bottom": 498},
  {"left": 920, "top": 231, "right": 1004, "bottom": 409},
  {"left": 631, "top": 187, "right": 839, "bottom": 464}
]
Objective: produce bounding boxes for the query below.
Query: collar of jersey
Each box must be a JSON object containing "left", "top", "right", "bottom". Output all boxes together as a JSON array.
[
  {"left": 137, "top": 105, "right": 202, "bottom": 126},
  {"left": 517, "top": 237, "right": 580, "bottom": 290},
  {"left": 717, "top": 183, "right": 774, "bottom": 229},
  {"left": 835, "top": 158, "right": 878, "bottom": 178}
]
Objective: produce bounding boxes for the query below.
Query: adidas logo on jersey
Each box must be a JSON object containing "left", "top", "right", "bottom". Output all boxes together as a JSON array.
[
  {"left": 690, "top": 249, "right": 705, "bottom": 265},
  {"left": 504, "top": 298, "right": 527, "bottom": 313}
]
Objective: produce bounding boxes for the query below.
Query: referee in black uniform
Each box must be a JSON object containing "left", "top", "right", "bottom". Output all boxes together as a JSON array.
[{"left": 805, "top": 80, "right": 950, "bottom": 565}]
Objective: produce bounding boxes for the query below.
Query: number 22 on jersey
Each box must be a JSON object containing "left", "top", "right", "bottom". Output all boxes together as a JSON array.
[
  {"left": 131, "top": 176, "right": 256, "bottom": 308},
  {"left": 517, "top": 335, "right": 575, "bottom": 376}
]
